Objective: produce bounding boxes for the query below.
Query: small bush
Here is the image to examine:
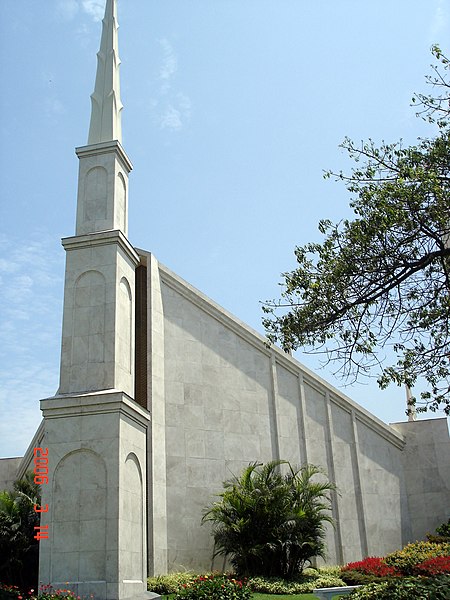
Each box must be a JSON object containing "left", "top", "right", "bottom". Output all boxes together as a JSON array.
[
  {"left": 315, "top": 565, "right": 343, "bottom": 577},
  {"left": 436, "top": 519, "right": 450, "bottom": 538},
  {"left": 342, "top": 556, "right": 398, "bottom": 577},
  {"left": 0, "top": 586, "right": 80, "bottom": 600},
  {"left": 248, "top": 576, "right": 310, "bottom": 594},
  {"left": 340, "top": 569, "right": 392, "bottom": 586},
  {"left": 172, "top": 573, "right": 251, "bottom": 600},
  {"left": 248, "top": 572, "right": 346, "bottom": 594},
  {"left": 312, "top": 574, "right": 348, "bottom": 590},
  {"left": 348, "top": 575, "right": 450, "bottom": 599},
  {"left": 414, "top": 555, "right": 450, "bottom": 576},
  {"left": 38, "top": 586, "right": 82, "bottom": 600},
  {"left": 427, "top": 519, "right": 450, "bottom": 544},
  {"left": 0, "top": 584, "right": 26, "bottom": 600},
  {"left": 385, "top": 541, "right": 450, "bottom": 575},
  {"left": 147, "top": 571, "right": 199, "bottom": 594},
  {"left": 427, "top": 534, "right": 450, "bottom": 544}
]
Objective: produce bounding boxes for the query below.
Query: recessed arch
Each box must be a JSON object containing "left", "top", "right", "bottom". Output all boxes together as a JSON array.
[
  {"left": 119, "top": 276, "right": 132, "bottom": 373},
  {"left": 84, "top": 166, "right": 108, "bottom": 221},
  {"left": 51, "top": 449, "right": 107, "bottom": 580}
]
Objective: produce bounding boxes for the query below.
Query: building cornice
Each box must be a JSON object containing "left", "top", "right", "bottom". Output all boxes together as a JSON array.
[
  {"left": 62, "top": 229, "right": 140, "bottom": 266},
  {"left": 75, "top": 139, "right": 133, "bottom": 173}
]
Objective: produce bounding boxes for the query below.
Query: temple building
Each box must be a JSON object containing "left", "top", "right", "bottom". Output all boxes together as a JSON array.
[{"left": 1, "top": 1, "right": 449, "bottom": 598}]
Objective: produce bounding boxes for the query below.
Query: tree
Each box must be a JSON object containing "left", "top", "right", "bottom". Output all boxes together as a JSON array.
[
  {"left": 0, "top": 472, "right": 41, "bottom": 588},
  {"left": 263, "top": 46, "right": 450, "bottom": 415},
  {"left": 202, "top": 460, "right": 335, "bottom": 579}
]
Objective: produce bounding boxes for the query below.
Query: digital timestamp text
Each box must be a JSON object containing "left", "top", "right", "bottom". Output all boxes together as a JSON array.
[{"left": 33, "top": 447, "right": 49, "bottom": 541}]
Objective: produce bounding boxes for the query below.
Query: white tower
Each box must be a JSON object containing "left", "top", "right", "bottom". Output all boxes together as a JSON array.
[{"left": 39, "top": 2, "right": 150, "bottom": 598}]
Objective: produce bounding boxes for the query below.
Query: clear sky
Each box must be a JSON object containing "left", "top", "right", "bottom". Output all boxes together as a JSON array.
[{"left": 0, "top": 0, "right": 449, "bottom": 458}]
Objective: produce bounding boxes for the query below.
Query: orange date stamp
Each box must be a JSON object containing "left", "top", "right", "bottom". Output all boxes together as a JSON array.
[{"left": 33, "top": 447, "right": 49, "bottom": 540}]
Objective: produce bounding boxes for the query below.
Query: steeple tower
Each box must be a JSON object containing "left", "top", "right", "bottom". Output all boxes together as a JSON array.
[
  {"left": 88, "top": 0, "right": 123, "bottom": 145},
  {"left": 39, "top": 2, "right": 149, "bottom": 597},
  {"left": 74, "top": 0, "right": 131, "bottom": 238},
  {"left": 58, "top": 0, "right": 137, "bottom": 397}
]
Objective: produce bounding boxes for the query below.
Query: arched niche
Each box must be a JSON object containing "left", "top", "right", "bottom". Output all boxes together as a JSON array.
[
  {"left": 123, "top": 452, "right": 144, "bottom": 580},
  {"left": 117, "top": 172, "right": 127, "bottom": 233},
  {"left": 72, "top": 270, "right": 106, "bottom": 368},
  {"left": 119, "top": 276, "right": 132, "bottom": 373},
  {"left": 51, "top": 449, "right": 107, "bottom": 581},
  {"left": 84, "top": 166, "right": 108, "bottom": 222}
]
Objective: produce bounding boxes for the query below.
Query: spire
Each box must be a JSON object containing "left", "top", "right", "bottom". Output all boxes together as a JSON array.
[{"left": 88, "top": 0, "right": 123, "bottom": 144}]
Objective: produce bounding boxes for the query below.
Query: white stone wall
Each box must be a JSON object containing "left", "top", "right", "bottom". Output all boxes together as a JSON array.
[
  {"left": 0, "top": 457, "right": 23, "bottom": 491},
  {"left": 391, "top": 418, "right": 450, "bottom": 542},
  {"left": 146, "top": 259, "right": 408, "bottom": 572}
]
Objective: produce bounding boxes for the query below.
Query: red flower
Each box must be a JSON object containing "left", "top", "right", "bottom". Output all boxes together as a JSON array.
[
  {"left": 414, "top": 555, "right": 450, "bottom": 576},
  {"left": 342, "top": 556, "right": 399, "bottom": 577}
]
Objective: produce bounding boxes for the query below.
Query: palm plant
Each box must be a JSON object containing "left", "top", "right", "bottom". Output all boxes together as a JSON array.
[
  {"left": 0, "top": 471, "right": 41, "bottom": 587},
  {"left": 202, "top": 460, "right": 336, "bottom": 579}
]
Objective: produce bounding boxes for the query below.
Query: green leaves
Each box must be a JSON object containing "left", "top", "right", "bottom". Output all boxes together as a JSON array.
[
  {"left": 0, "top": 472, "right": 41, "bottom": 588},
  {"left": 202, "top": 460, "right": 335, "bottom": 579},
  {"left": 263, "top": 47, "right": 450, "bottom": 415}
]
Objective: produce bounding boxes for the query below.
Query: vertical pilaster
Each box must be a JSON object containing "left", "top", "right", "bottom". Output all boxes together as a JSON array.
[
  {"left": 297, "top": 372, "right": 309, "bottom": 465},
  {"left": 351, "top": 411, "right": 369, "bottom": 557},
  {"left": 146, "top": 253, "right": 168, "bottom": 576},
  {"left": 324, "top": 391, "right": 344, "bottom": 565},
  {"left": 269, "top": 355, "right": 281, "bottom": 462}
]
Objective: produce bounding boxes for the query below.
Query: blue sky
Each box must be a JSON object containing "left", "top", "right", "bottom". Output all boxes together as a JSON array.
[{"left": 0, "top": 0, "right": 449, "bottom": 457}]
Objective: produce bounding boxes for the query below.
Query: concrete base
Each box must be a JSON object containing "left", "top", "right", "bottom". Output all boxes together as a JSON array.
[{"left": 313, "top": 586, "right": 360, "bottom": 599}]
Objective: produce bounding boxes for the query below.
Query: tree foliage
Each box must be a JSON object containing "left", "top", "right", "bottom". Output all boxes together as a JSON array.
[
  {"left": 202, "top": 460, "right": 335, "bottom": 579},
  {"left": 0, "top": 472, "right": 41, "bottom": 588},
  {"left": 263, "top": 45, "right": 450, "bottom": 415}
]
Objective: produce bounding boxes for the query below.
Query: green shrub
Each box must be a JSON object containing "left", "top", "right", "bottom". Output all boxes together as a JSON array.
[
  {"left": 348, "top": 575, "right": 450, "bottom": 599},
  {"left": 427, "top": 534, "right": 450, "bottom": 544},
  {"left": 340, "top": 569, "right": 387, "bottom": 586},
  {"left": 248, "top": 576, "right": 310, "bottom": 594},
  {"left": 148, "top": 569, "right": 347, "bottom": 596},
  {"left": 426, "top": 519, "right": 450, "bottom": 544},
  {"left": 0, "top": 585, "right": 82, "bottom": 600},
  {"left": 316, "top": 565, "right": 343, "bottom": 577},
  {"left": 0, "top": 584, "right": 26, "bottom": 600},
  {"left": 247, "top": 573, "right": 346, "bottom": 594},
  {"left": 172, "top": 573, "right": 251, "bottom": 600},
  {"left": 385, "top": 541, "right": 450, "bottom": 575},
  {"left": 436, "top": 519, "right": 450, "bottom": 538},
  {"left": 0, "top": 472, "right": 41, "bottom": 588},
  {"left": 312, "top": 574, "right": 348, "bottom": 590},
  {"left": 147, "top": 571, "right": 199, "bottom": 594},
  {"left": 203, "top": 460, "right": 336, "bottom": 579}
]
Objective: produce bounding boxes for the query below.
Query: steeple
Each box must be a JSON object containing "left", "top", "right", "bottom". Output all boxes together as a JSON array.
[
  {"left": 88, "top": 0, "right": 123, "bottom": 144},
  {"left": 58, "top": 0, "right": 137, "bottom": 398},
  {"left": 74, "top": 0, "right": 132, "bottom": 238}
]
